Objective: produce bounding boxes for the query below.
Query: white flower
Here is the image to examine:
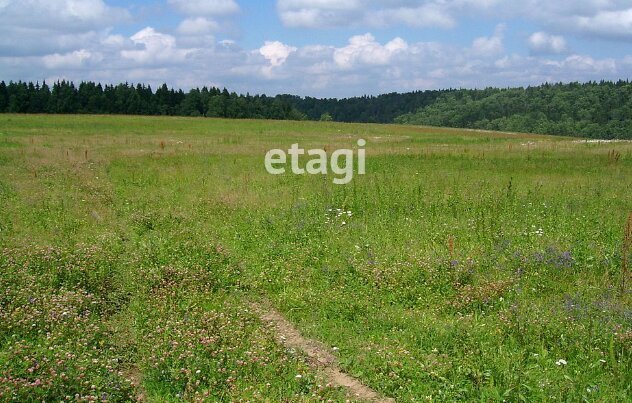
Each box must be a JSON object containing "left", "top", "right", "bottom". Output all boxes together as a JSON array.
[
  {"left": 295, "top": 374, "right": 302, "bottom": 379},
  {"left": 555, "top": 359, "right": 567, "bottom": 366}
]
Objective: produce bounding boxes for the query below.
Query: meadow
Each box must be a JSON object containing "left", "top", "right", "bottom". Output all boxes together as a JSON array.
[{"left": 0, "top": 114, "right": 630, "bottom": 401}]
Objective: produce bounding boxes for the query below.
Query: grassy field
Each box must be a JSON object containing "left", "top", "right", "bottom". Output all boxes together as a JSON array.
[{"left": 0, "top": 114, "right": 631, "bottom": 401}]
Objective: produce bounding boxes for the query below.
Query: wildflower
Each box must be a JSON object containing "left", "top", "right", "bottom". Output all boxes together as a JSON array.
[
  {"left": 295, "top": 374, "right": 302, "bottom": 379},
  {"left": 555, "top": 359, "right": 567, "bottom": 366}
]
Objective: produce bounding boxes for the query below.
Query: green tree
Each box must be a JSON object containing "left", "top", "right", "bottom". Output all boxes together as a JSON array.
[
  {"left": 0, "top": 81, "right": 7, "bottom": 112},
  {"left": 320, "top": 112, "right": 333, "bottom": 121}
]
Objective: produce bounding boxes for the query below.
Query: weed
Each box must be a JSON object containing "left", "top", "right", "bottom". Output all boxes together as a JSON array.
[{"left": 0, "top": 114, "right": 630, "bottom": 401}]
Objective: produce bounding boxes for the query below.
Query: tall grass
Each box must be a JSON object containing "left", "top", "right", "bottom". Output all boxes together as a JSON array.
[
  {"left": 623, "top": 213, "right": 632, "bottom": 294},
  {"left": 0, "top": 114, "right": 630, "bottom": 401}
]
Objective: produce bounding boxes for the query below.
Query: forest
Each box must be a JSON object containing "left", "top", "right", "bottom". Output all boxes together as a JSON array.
[
  {"left": 395, "top": 81, "right": 632, "bottom": 139},
  {"left": 0, "top": 81, "right": 306, "bottom": 121},
  {"left": 1, "top": 79, "right": 631, "bottom": 138}
]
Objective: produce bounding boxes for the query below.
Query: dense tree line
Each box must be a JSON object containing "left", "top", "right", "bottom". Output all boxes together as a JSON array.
[
  {"left": 0, "top": 80, "right": 306, "bottom": 120},
  {"left": 1, "top": 79, "right": 631, "bottom": 138},
  {"left": 277, "top": 90, "right": 445, "bottom": 123},
  {"left": 395, "top": 81, "right": 632, "bottom": 139},
  {"left": 0, "top": 79, "right": 444, "bottom": 123}
]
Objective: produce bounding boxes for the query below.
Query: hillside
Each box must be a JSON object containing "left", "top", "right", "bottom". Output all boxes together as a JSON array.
[
  {"left": 1, "top": 79, "right": 631, "bottom": 138},
  {"left": 395, "top": 81, "right": 632, "bottom": 139}
]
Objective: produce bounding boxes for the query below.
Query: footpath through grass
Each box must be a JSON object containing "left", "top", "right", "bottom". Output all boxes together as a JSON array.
[{"left": 0, "top": 114, "right": 631, "bottom": 401}]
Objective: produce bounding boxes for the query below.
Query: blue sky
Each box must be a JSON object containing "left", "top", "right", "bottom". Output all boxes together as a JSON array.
[{"left": 1, "top": 0, "right": 631, "bottom": 98}]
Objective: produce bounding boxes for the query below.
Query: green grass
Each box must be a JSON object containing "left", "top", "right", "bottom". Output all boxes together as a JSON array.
[{"left": 0, "top": 114, "right": 630, "bottom": 401}]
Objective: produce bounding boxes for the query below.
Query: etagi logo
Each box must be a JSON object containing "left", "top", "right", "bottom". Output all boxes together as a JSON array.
[{"left": 264, "top": 139, "right": 366, "bottom": 185}]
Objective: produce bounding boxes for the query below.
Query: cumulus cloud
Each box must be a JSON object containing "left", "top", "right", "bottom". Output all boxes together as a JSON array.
[
  {"left": 279, "top": 27, "right": 625, "bottom": 96},
  {"left": 275, "top": 0, "right": 475, "bottom": 28},
  {"left": 277, "top": 0, "right": 454, "bottom": 28},
  {"left": 0, "top": 0, "right": 129, "bottom": 56},
  {"left": 333, "top": 34, "right": 408, "bottom": 69},
  {"left": 275, "top": 0, "right": 632, "bottom": 40},
  {"left": 168, "top": 0, "right": 239, "bottom": 16},
  {"left": 260, "top": 41, "right": 297, "bottom": 67},
  {"left": 1, "top": 1, "right": 631, "bottom": 98},
  {"left": 557, "top": 55, "right": 617, "bottom": 74},
  {"left": 168, "top": 1, "right": 239, "bottom": 49},
  {"left": 121, "top": 27, "right": 192, "bottom": 65},
  {"left": 365, "top": 4, "right": 456, "bottom": 28},
  {"left": 277, "top": 0, "right": 362, "bottom": 28},
  {"left": 177, "top": 17, "right": 219, "bottom": 35},
  {"left": 42, "top": 49, "right": 102, "bottom": 69},
  {"left": 259, "top": 40, "right": 297, "bottom": 78},
  {"left": 0, "top": 0, "right": 129, "bottom": 32},
  {"left": 528, "top": 32, "right": 567, "bottom": 55},
  {"left": 572, "top": 8, "right": 632, "bottom": 40},
  {"left": 470, "top": 24, "right": 505, "bottom": 57}
]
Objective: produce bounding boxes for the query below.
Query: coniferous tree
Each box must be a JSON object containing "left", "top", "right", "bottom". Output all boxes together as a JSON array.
[
  {"left": 0, "top": 81, "right": 7, "bottom": 112},
  {"left": 1, "top": 79, "right": 630, "bottom": 138}
]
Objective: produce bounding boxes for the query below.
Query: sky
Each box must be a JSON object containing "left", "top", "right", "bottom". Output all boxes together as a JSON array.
[{"left": 1, "top": 0, "right": 631, "bottom": 98}]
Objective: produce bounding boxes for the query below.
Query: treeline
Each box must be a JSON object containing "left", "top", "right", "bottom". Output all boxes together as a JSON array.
[
  {"left": 278, "top": 90, "right": 444, "bottom": 123},
  {"left": 0, "top": 80, "right": 306, "bottom": 120},
  {"left": 0, "top": 79, "right": 438, "bottom": 123},
  {"left": 2, "top": 79, "right": 631, "bottom": 139},
  {"left": 395, "top": 81, "right": 632, "bottom": 139}
]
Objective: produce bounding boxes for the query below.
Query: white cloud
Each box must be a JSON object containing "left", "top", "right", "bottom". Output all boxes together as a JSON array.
[
  {"left": 259, "top": 40, "right": 297, "bottom": 78},
  {"left": 277, "top": 0, "right": 455, "bottom": 28},
  {"left": 102, "top": 34, "right": 128, "bottom": 48},
  {"left": 528, "top": 32, "right": 567, "bottom": 54},
  {"left": 275, "top": 0, "right": 632, "bottom": 40},
  {"left": 121, "top": 27, "right": 191, "bottom": 65},
  {"left": 333, "top": 34, "right": 408, "bottom": 69},
  {"left": 0, "top": 0, "right": 129, "bottom": 31},
  {"left": 177, "top": 17, "right": 219, "bottom": 35},
  {"left": 1, "top": 1, "right": 632, "bottom": 99},
  {"left": 168, "top": 0, "right": 239, "bottom": 16},
  {"left": 277, "top": 0, "right": 361, "bottom": 28},
  {"left": 572, "top": 8, "right": 632, "bottom": 39},
  {"left": 365, "top": 4, "right": 456, "bottom": 28},
  {"left": 278, "top": 0, "right": 455, "bottom": 28},
  {"left": 42, "top": 49, "right": 102, "bottom": 69},
  {"left": 559, "top": 55, "right": 617, "bottom": 73},
  {"left": 470, "top": 24, "right": 504, "bottom": 57},
  {"left": 0, "top": 0, "right": 129, "bottom": 56},
  {"left": 259, "top": 41, "right": 297, "bottom": 67}
]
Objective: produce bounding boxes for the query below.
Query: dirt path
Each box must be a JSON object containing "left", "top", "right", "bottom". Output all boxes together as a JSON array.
[{"left": 251, "top": 302, "right": 395, "bottom": 403}]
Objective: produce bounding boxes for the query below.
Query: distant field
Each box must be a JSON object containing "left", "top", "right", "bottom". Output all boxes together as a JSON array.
[{"left": 0, "top": 114, "right": 631, "bottom": 401}]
